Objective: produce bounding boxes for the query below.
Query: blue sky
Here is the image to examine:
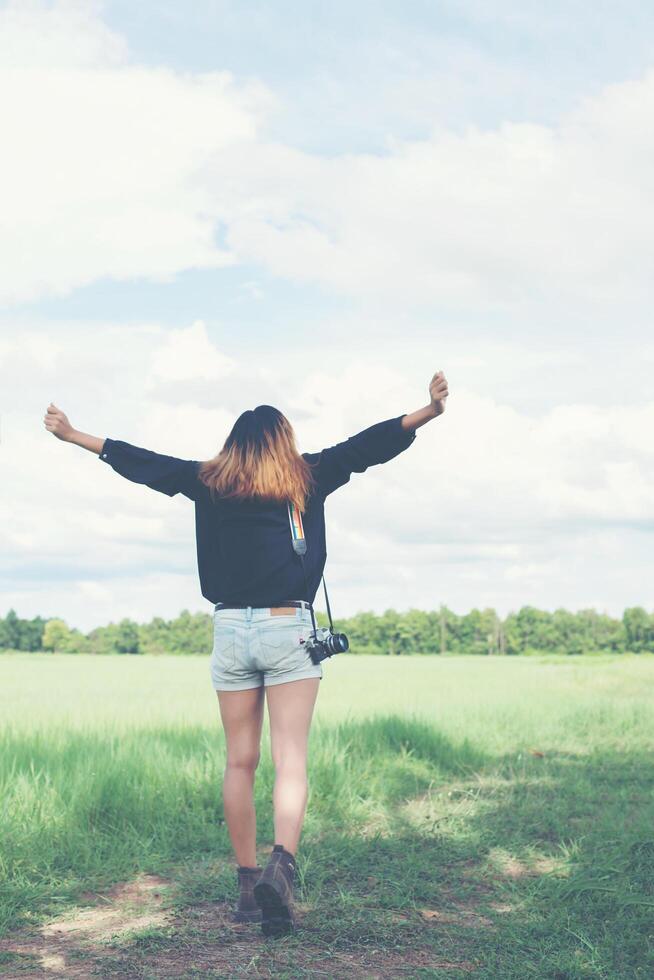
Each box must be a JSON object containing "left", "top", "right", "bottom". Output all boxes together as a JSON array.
[
  {"left": 100, "top": 1, "right": 654, "bottom": 150},
  {"left": 1, "top": 0, "right": 653, "bottom": 631}
]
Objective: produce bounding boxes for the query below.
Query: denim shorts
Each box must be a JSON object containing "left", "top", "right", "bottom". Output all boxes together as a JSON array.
[{"left": 210, "top": 604, "right": 324, "bottom": 691}]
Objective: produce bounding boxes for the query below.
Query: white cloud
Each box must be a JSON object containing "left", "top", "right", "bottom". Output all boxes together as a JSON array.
[
  {"left": 0, "top": 1, "right": 273, "bottom": 305},
  {"left": 146, "top": 320, "right": 237, "bottom": 386},
  {"left": 334, "top": 392, "right": 654, "bottom": 546},
  {"left": 213, "top": 84, "right": 654, "bottom": 314},
  {"left": 0, "top": 0, "right": 127, "bottom": 69},
  {"left": 2, "top": 0, "right": 654, "bottom": 321},
  {"left": 78, "top": 580, "right": 113, "bottom": 603}
]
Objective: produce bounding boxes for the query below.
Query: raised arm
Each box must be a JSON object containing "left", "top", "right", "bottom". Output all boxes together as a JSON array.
[
  {"left": 308, "top": 370, "right": 449, "bottom": 497},
  {"left": 44, "top": 403, "right": 200, "bottom": 501}
]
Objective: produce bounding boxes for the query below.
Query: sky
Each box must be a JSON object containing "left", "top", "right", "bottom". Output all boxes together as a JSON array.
[{"left": 1, "top": 0, "right": 653, "bottom": 632}]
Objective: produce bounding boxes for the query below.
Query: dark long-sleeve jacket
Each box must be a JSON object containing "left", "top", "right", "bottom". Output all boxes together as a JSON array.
[{"left": 99, "top": 414, "right": 417, "bottom": 606}]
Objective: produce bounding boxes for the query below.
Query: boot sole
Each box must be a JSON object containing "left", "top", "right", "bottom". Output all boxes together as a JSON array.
[
  {"left": 232, "top": 908, "right": 263, "bottom": 923},
  {"left": 253, "top": 881, "right": 295, "bottom": 937}
]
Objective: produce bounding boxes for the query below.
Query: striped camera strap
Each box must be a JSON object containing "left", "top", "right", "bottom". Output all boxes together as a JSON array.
[{"left": 287, "top": 501, "right": 307, "bottom": 556}]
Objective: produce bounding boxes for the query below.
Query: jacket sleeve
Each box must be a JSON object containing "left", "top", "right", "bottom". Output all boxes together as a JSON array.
[
  {"left": 98, "top": 438, "right": 201, "bottom": 501},
  {"left": 310, "top": 414, "right": 417, "bottom": 497}
]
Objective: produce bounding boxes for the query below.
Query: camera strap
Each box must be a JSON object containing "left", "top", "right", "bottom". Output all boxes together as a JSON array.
[{"left": 287, "top": 501, "right": 335, "bottom": 636}]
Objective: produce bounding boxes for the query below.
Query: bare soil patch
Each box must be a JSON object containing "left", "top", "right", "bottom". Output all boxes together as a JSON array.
[{"left": 0, "top": 867, "right": 484, "bottom": 978}]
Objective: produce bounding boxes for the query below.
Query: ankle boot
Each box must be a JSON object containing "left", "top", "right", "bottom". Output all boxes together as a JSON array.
[
  {"left": 232, "top": 865, "right": 264, "bottom": 923},
  {"left": 253, "top": 844, "right": 298, "bottom": 937}
]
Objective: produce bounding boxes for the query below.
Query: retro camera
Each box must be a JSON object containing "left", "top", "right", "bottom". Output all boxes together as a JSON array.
[{"left": 301, "top": 626, "right": 349, "bottom": 664}]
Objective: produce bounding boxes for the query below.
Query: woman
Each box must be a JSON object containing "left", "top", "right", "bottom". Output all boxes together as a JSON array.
[{"left": 43, "top": 369, "right": 449, "bottom": 938}]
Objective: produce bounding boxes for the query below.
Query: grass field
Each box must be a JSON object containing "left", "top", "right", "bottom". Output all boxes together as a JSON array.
[{"left": 0, "top": 653, "right": 653, "bottom": 978}]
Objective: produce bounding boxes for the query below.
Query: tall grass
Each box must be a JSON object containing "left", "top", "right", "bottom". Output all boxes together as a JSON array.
[{"left": 1, "top": 653, "right": 653, "bottom": 976}]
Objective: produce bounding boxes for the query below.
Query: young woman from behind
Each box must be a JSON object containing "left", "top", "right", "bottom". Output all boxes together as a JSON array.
[{"left": 44, "top": 369, "right": 449, "bottom": 937}]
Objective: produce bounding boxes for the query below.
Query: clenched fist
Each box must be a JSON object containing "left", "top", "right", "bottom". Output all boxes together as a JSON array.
[
  {"left": 429, "top": 371, "right": 449, "bottom": 417},
  {"left": 44, "top": 403, "right": 74, "bottom": 442}
]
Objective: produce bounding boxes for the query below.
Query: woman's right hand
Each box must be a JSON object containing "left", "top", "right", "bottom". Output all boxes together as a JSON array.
[
  {"left": 44, "top": 403, "right": 75, "bottom": 442},
  {"left": 429, "top": 371, "right": 449, "bottom": 417}
]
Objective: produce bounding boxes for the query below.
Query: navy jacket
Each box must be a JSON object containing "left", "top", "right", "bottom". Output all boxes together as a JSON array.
[{"left": 99, "top": 414, "right": 417, "bottom": 607}]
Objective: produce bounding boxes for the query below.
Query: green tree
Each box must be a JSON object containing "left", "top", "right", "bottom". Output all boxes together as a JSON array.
[
  {"left": 333, "top": 611, "right": 383, "bottom": 655},
  {"left": 504, "top": 606, "right": 554, "bottom": 656},
  {"left": 552, "top": 608, "right": 588, "bottom": 656},
  {"left": 403, "top": 608, "right": 433, "bottom": 655},
  {"left": 115, "top": 618, "right": 140, "bottom": 655},
  {"left": 459, "top": 608, "right": 496, "bottom": 655},
  {"left": 0, "top": 609, "right": 47, "bottom": 651},
  {"left": 0, "top": 609, "right": 21, "bottom": 650},
  {"left": 623, "top": 607, "right": 653, "bottom": 654},
  {"left": 59, "top": 628, "right": 92, "bottom": 654},
  {"left": 3, "top": 602, "right": 649, "bottom": 660},
  {"left": 379, "top": 609, "right": 403, "bottom": 655},
  {"left": 42, "top": 619, "right": 72, "bottom": 653},
  {"left": 434, "top": 604, "right": 459, "bottom": 655}
]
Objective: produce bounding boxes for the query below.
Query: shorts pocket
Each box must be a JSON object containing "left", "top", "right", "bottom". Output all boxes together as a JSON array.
[
  {"left": 212, "top": 627, "right": 237, "bottom": 670},
  {"left": 258, "top": 625, "right": 305, "bottom": 670}
]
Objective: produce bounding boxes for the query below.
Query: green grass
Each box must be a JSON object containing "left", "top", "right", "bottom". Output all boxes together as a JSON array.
[{"left": 0, "top": 653, "right": 653, "bottom": 978}]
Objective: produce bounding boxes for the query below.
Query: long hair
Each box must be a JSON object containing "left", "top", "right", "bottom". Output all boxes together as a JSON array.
[{"left": 198, "top": 405, "right": 318, "bottom": 512}]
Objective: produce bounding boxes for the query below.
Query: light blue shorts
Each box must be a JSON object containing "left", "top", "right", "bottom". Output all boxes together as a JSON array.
[{"left": 210, "top": 604, "right": 324, "bottom": 691}]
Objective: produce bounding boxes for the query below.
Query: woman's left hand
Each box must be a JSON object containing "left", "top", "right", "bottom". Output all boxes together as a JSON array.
[
  {"left": 429, "top": 371, "right": 449, "bottom": 417},
  {"left": 44, "top": 403, "right": 75, "bottom": 442}
]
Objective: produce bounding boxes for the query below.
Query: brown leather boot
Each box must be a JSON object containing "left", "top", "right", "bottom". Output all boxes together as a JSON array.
[
  {"left": 232, "top": 865, "right": 264, "bottom": 923},
  {"left": 253, "top": 844, "right": 298, "bottom": 937}
]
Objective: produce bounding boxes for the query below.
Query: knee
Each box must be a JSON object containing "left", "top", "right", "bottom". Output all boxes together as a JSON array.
[
  {"left": 272, "top": 753, "right": 307, "bottom": 778},
  {"left": 225, "top": 751, "right": 260, "bottom": 775}
]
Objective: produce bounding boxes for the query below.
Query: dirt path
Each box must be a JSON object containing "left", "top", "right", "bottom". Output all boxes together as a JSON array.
[{"left": 0, "top": 866, "right": 492, "bottom": 978}]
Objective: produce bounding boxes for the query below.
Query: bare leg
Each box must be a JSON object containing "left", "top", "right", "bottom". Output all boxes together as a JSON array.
[
  {"left": 265, "top": 677, "right": 320, "bottom": 855},
  {"left": 216, "top": 686, "right": 265, "bottom": 867}
]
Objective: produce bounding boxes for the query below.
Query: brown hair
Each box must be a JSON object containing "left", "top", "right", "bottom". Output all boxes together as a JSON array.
[{"left": 198, "top": 404, "right": 318, "bottom": 512}]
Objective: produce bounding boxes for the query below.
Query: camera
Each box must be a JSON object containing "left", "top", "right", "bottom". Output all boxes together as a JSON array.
[{"left": 301, "top": 626, "right": 349, "bottom": 664}]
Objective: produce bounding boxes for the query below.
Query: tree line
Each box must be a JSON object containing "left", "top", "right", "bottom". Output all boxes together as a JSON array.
[{"left": 1, "top": 605, "right": 653, "bottom": 656}]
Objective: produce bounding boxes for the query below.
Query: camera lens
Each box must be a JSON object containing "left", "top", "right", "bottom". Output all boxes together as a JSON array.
[{"left": 326, "top": 632, "right": 349, "bottom": 654}]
